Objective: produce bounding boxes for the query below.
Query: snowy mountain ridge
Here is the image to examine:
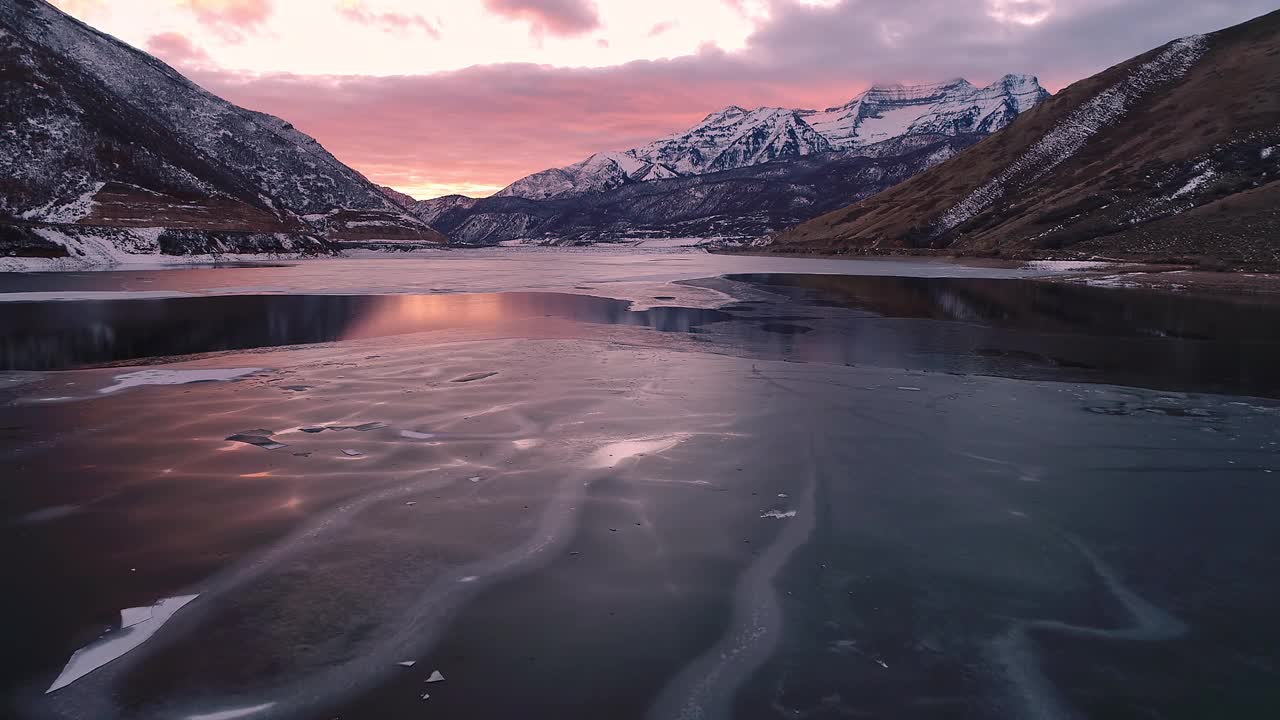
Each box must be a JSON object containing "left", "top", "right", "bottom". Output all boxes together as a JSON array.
[
  {"left": 496, "top": 74, "right": 1050, "bottom": 200},
  {"left": 0, "top": 0, "right": 444, "bottom": 262}
]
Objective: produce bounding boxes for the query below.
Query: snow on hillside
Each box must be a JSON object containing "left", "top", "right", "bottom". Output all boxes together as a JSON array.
[
  {"left": 938, "top": 36, "right": 1208, "bottom": 233},
  {"left": 498, "top": 75, "right": 1049, "bottom": 200}
]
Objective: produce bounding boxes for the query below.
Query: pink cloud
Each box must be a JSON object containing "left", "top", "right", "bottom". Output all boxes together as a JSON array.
[
  {"left": 648, "top": 20, "right": 677, "bottom": 37},
  {"left": 483, "top": 0, "right": 601, "bottom": 38},
  {"left": 337, "top": 1, "right": 441, "bottom": 39},
  {"left": 191, "top": 58, "right": 858, "bottom": 197},
  {"left": 145, "top": 31, "right": 213, "bottom": 70},
  {"left": 177, "top": 0, "right": 273, "bottom": 42}
]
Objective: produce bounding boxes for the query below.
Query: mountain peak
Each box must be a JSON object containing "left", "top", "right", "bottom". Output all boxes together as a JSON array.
[{"left": 498, "top": 71, "right": 1050, "bottom": 199}]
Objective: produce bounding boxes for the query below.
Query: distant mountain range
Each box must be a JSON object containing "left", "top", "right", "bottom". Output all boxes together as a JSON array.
[
  {"left": 407, "top": 75, "right": 1049, "bottom": 244},
  {"left": 766, "top": 10, "right": 1280, "bottom": 268},
  {"left": 0, "top": 0, "right": 444, "bottom": 264}
]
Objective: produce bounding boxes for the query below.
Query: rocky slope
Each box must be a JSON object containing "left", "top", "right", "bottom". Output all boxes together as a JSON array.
[
  {"left": 0, "top": 0, "right": 444, "bottom": 264},
  {"left": 768, "top": 10, "right": 1280, "bottom": 268},
  {"left": 494, "top": 75, "right": 1048, "bottom": 201}
]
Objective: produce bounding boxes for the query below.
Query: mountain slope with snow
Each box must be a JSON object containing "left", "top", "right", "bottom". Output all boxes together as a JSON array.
[
  {"left": 0, "top": 0, "right": 444, "bottom": 264},
  {"left": 769, "top": 10, "right": 1280, "bottom": 267},
  {"left": 495, "top": 75, "right": 1048, "bottom": 200}
]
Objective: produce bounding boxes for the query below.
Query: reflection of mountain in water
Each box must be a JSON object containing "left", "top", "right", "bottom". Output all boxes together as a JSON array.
[
  {"left": 714, "top": 274, "right": 1280, "bottom": 398},
  {"left": 0, "top": 293, "right": 731, "bottom": 370}
]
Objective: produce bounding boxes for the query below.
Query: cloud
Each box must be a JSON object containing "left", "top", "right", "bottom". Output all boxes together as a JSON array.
[
  {"left": 483, "top": 0, "right": 601, "bottom": 38},
  {"left": 146, "top": 31, "right": 214, "bottom": 70},
  {"left": 336, "top": 1, "right": 441, "bottom": 38},
  {"left": 183, "top": 0, "right": 1275, "bottom": 196},
  {"left": 648, "top": 20, "right": 677, "bottom": 37},
  {"left": 986, "top": 0, "right": 1055, "bottom": 26},
  {"left": 177, "top": 0, "right": 273, "bottom": 42}
]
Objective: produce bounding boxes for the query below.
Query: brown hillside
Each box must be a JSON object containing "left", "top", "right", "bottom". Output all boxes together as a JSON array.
[{"left": 769, "top": 9, "right": 1280, "bottom": 268}]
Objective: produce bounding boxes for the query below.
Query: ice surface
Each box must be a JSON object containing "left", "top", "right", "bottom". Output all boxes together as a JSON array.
[{"left": 47, "top": 595, "right": 199, "bottom": 693}]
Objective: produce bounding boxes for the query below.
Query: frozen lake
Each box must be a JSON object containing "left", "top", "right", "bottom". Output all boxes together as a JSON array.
[{"left": 2, "top": 250, "right": 1278, "bottom": 719}]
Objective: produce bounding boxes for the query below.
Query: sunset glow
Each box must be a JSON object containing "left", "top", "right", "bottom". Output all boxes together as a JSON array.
[{"left": 50, "top": 0, "right": 1276, "bottom": 199}]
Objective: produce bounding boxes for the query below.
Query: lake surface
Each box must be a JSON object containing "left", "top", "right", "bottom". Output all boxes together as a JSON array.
[{"left": 2, "top": 252, "right": 1278, "bottom": 720}]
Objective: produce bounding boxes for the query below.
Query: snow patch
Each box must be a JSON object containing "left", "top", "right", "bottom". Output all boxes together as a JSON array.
[{"left": 938, "top": 35, "right": 1207, "bottom": 233}]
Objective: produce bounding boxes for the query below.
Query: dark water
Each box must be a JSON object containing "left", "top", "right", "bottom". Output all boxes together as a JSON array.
[
  {"left": 707, "top": 274, "right": 1280, "bottom": 397},
  {"left": 4, "top": 276, "right": 1280, "bottom": 398},
  {"left": 0, "top": 292, "right": 729, "bottom": 370}
]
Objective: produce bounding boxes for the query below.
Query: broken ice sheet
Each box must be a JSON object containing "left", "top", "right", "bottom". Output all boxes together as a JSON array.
[
  {"left": 225, "top": 431, "right": 287, "bottom": 450},
  {"left": 47, "top": 595, "right": 199, "bottom": 693}
]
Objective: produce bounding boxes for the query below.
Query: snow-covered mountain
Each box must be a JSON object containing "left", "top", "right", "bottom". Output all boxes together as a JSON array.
[
  {"left": 496, "top": 75, "right": 1049, "bottom": 200},
  {"left": 769, "top": 10, "right": 1280, "bottom": 268},
  {"left": 800, "top": 74, "right": 1047, "bottom": 148},
  {"left": 0, "top": 0, "right": 443, "bottom": 264}
]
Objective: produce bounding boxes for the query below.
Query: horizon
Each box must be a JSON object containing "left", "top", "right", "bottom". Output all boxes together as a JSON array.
[{"left": 49, "top": 0, "right": 1275, "bottom": 199}]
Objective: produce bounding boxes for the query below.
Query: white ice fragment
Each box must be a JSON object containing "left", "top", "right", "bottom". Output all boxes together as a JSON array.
[
  {"left": 777, "top": 493, "right": 789, "bottom": 498},
  {"left": 342, "top": 449, "right": 365, "bottom": 457},
  {"left": 896, "top": 386, "right": 922, "bottom": 392},
  {"left": 468, "top": 476, "right": 481, "bottom": 483},
  {"left": 47, "top": 594, "right": 199, "bottom": 693},
  {"left": 400, "top": 430, "right": 435, "bottom": 439},
  {"left": 426, "top": 670, "right": 445, "bottom": 683},
  {"left": 398, "top": 660, "right": 417, "bottom": 667},
  {"left": 186, "top": 703, "right": 276, "bottom": 720},
  {"left": 585, "top": 435, "right": 690, "bottom": 469},
  {"left": 119, "top": 606, "right": 153, "bottom": 629},
  {"left": 459, "top": 576, "right": 478, "bottom": 583},
  {"left": 760, "top": 510, "right": 797, "bottom": 519},
  {"left": 98, "top": 368, "right": 260, "bottom": 395},
  {"left": 420, "top": 693, "right": 430, "bottom": 701}
]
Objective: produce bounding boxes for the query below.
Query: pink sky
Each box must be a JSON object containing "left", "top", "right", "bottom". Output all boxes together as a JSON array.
[{"left": 51, "top": 0, "right": 1276, "bottom": 199}]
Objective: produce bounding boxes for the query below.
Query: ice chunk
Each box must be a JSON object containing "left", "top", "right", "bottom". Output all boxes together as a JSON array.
[
  {"left": 47, "top": 595, "right": 198, "bottom": 693},
  {"left": 98, "top": 368, "right": 259, "bottom": 395},
  {"left": 760, "top": 510, "right": 797, "bottom": 519},
  {"left": 586, "top": 435, "right": 690, "bottom": 469},
  {"left": 119, "top": 606, "right": 153, "bottom": 629},
  {"left": 896, "top": 386, "right": 922, "bottom": 392},
  {"left": 400, "top": 430, "right": 435, "bottom": 440},
  {"left": 341, "top": 449, "right": 365, "bottom": 457},
  {"left": 225, "top": 432, "right": 287, "bottom": 450},
  {"left": 426, "top": 670, "right": 445, "bottom": 683},
  {"left": 398, "top": 660, "right": 416, "bottom": 667}
]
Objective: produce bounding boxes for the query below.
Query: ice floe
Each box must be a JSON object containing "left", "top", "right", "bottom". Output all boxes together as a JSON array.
[
  {"left": 98, "top": 368, "right": 260, "bottom": 395},
  {"left": 47, "top": 594, "right": 199, "bottom": 693},
  {"left": 585, "top": 435, "right": 690, "bottom": 469}
]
